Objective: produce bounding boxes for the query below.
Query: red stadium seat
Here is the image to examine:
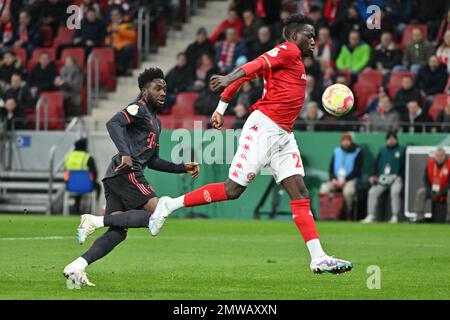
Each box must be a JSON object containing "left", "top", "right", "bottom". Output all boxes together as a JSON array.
[
  {"left": 171, "top": 92, "right": 200, "bottom": 118},
  {"left": 158, "top": 116, "right": 179, "bottom": 129},
  {"left": 356, "top": 70, "right": 383, "bottom": 87},
  {"left": 387, "top": 71, "right": 415, "bottom": 97},
  {"left": 353, "top": 83, "right": 379, "bottom": 115},
  {"left": 60, "top": 47, "right": 86, "bottom": 69},
  {"left": 12, "top": 47, "right": 27, "bottom": 65},
  {"left": 27, "top": 47, "right": 56, "bottom": 72},
  {"left": 428, "top": 94, "right": 449, "bottom": 121},
  {"left": 181, "top": 115, "right": 208, "bottom": 130},
  {"left": 33, "top": 92, "right": 65, "bottom": 130},
  {"left": 401, "top": 24, "right": 428, "bottom": 49},
  {"left": 222, "top": 116, "right": 236, "bottom": 129},
  {"left": 53, "top": 27, "right": 76, "bottom": 51},
  {"left": 90, "top": 48, "right": 116, "bottom": 92},
  {"left": 40, "top": 25, "right": 54, "bottom": 47}
]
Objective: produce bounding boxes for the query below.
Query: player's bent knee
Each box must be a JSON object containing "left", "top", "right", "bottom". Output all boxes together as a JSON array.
[{"left": 225, "top": 181, "right": 245, "bottom": 200}]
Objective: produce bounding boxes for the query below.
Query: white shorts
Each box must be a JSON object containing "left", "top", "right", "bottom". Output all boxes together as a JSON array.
[{"left": 228, "top": 110, "right": 305, "bottom": 187}]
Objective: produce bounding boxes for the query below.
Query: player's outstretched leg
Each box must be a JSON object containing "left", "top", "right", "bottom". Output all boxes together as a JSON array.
[
  {"left": 149, "top": 181, "right": 245, "bottom": 236},
  {"left": 77, "top": 209, "right": 151, "bottom": 244},
  {"left": 282, "top": 175, "right": 353, "bottom": 274}
]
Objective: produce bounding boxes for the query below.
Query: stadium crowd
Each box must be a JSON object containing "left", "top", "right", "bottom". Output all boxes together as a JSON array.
[
  {"left": 0, "top": 0, "right": 186, "bottom": 130},
  {"left": 164, "top": 0, "right": 449, "bottom": 132}
]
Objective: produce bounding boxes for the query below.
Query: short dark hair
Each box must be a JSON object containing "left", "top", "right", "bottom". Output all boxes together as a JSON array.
[
  {"left": 284, "top": 14, "right": 314, "bottom": 39},
  {"left": 138, "top": 67, "right": 164, "bottom": 90}
]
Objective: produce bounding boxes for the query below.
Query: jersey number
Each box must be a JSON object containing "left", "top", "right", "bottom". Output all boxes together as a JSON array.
[
  {"left": 292, "top": 153, "right": 302, "bottom": 168},
  {"left": 147, "top": 132, "right": 156, "bottom": 149}
]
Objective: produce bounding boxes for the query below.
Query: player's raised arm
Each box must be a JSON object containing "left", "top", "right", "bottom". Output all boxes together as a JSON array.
[{"left": 147, "top": 145, "right": 200, "bottom": 178}]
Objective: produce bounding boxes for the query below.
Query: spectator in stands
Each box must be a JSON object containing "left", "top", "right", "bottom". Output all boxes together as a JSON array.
[
  {"left": 165, "top": 52, "right": 193, "bottom": 108},
  {"left": 0, "top": 51, "right": 24, "bottom": 91},
  {"left": 247, "top": 26, "right": 274, "bottom": 61},
  {"left": 331, "top": 5, "right": 364, "bottom": 47},
  {"left": 369, "top": 31, "right": 402, "bottom": 75},
  {"left": 392, "top": 75, "right": 422, "bottom": 114},
  {"left": 336, "top": 29, "right": 371, "bottom": 81},
  {"left": 304, "top": 75, "right": 323, "bottom": 107},
  {"left": 13, "top": 10, "right": 41, "bottom": 58},
  {"left": 41, "top": 0, "right": 69, "bottom": 37},
  {"left": 73, "top": 8, "right": 106, "bottom": 54},
  {"left": 367, "top": 94, "right": 400, "bottom": 132},
  {"left": 307, "top": 4, "right": 329, "bottom": 31},
  {"left": 106, "top": 7, "right": 136, "bottom": 76},
  {"left": 194, "top": 85, "right": 220, "bottom": 116},
  {"left": 0, "top": 9, "right": 14, "bottom": 54},
  {"left": 3, "top": 73, "right": 34, "bottom": 110},
  {"left": 320, "top": 132, "right": 363, "bottom": 218},
  {"left": 209, "top": 8, "right": 243, "bottom": 44},
  {"left": 232, "top": 103, "right": 249, "bottom": 129},
  {"left": 414, "top": 147, "right": 450, "bottom": 223},
  {"left": 313, "top": 27, "right": 338, "bottom": 71},
  {"left": 401, "top": 100, "right": 433, "bottom": 133},
  {"left": 0, "top": 0, "right": 23, "bottom": 22},
  {"left": 436, "top": 8, "right": 450, "bottom": 44},
  {"left": 322, "top": 64, "right": 337, "bottom": 87},
  {"left": 80, "top": 0, "right": 101, "bottom": 18},
  {"left": 436, "top": 102, "right": 450, "bottom": 132},
  {"left": 215, "top": 28, "right": 246, "bottom": 74},
  {"left": 0, "top": 97, "right": 26, "bottom": 130},
  {"left": 188, "top": 53, "right": 219, "bottom": 93},
  {"left": 384, "top": 0, "right": 413, "bottom": 38},
  {"left": 28, "top": 51, "right": 57, "bottom": 98},
  {"left": 297, "top": 101, "right": 325, "bottom": 131},
  {"left": 323, "top": 0, "right": 347, "bottom": 26},
  {"left": 303, "top": 56, "right": 323, "bottom": 87},
  {"left": 185, "top": 27, "right": 215, "bottom": 75},
  {"left": 271, "top": 8, "right": 291, "bottom": 43},
  {"left": 415, "top": 0, "right": 448, "bottom": 41},
  {"left": 399, "top": 28, "right": 435, "bottom": 74},
  {"left": 54, "top": 55, "right": 84, "bottom": 118},
  {"left": 64, "top": 138, "right": 99, "bottom": 215},
  {"left": 436, "top": 30, "right": 450, "bottom": 73},
  {"left": 241, "top": 9, "right": 263, "bottom": 48},
  {"left": 362, "top": 131, "right": 404, "bottom": 223},
  {"left": 416, "top": 55, "right": 448, "bottom": 106}
]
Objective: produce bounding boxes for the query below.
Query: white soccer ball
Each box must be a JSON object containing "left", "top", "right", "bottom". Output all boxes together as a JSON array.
[{"left": 321, "top": 84, "right": 354, "bottom": 116}]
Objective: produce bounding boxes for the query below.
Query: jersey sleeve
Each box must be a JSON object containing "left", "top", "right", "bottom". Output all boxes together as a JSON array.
[
  {"left": 220, "top": 72, "right": 262, "bottom": 102},
  {"left": 105, "top": 103, "right": 144, "bottom": 156},
  {"left": 259, "top": 45, "right": 298, "bottom": 70}
]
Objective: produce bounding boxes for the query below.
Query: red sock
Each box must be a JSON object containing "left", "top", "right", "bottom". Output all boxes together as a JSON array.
[
  {"left": 290, "top": 199, "right": 319, "bottom": 243},
  {"left": 184, "top": 183, "right": 228, "bottom": 207}
]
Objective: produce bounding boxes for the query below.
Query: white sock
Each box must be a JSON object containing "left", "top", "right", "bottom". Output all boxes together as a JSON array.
[
  {"left": 306, "top": 239, "right": 327, "bottom": 261},
  {"left": 166, "top": 196, "right": 185, "bottom": 212},
  {"left": 93, "top": 215, "right": 104, "bottom": 228},
  {"left": 72, "top": 257, "right": 88, "bottom": 269}
]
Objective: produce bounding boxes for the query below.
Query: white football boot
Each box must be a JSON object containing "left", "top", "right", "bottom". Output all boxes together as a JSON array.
[
  {"left": 148, "top": 196, "right": 172, "bottom": 236},
  {"left": 77, "top": 214, "right": 100, "bottom": 245},
  {"left": 361, "top": 214, "right": 376, "bottom": 223},
  {"left": 63, "top": 260, "right": 95, "bottom": 288},
  {"left": 310, "top": 255, "right": 353, "bottom": 274}
]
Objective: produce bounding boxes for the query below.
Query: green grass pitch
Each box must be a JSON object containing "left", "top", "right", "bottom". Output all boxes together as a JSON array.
[{"left": 0, "top": 215, "right": 449, "bottom": 300}]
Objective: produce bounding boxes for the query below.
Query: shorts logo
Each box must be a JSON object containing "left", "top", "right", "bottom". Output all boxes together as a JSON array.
[
  {"left": 247, "top": 172, "right": 256, "bottom": 182},
  {"left": 250, "top": 125, "right": 258, "bottom": 132},
  {"left": 203, "top": 190, "right": 212, "bottom": 203},
  {"left": 243, "top": 144, "right": 250, "bottom": 151},
  {"left": 236, "top": 163, "right": 243, "bottom": 169},
  {"left": 231, "top": 171, "right": 239, "bottom": 178}
]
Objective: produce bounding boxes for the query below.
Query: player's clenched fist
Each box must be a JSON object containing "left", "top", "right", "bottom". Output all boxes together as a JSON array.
[
  {"left": 211, "top": 111, "right": 224, "bottom": 130},
  {"left": 185, "top": 162, "right": 200, "bottom": 179}
]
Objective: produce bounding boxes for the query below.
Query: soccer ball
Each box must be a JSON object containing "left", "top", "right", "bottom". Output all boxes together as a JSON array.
[{"left": 321, "top": 84, "right": 354, "bottom": 116}]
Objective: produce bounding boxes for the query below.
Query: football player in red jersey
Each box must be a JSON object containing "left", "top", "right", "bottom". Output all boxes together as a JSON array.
[{"left": 151, "top": 15, "right": 352, "bottom": 274}]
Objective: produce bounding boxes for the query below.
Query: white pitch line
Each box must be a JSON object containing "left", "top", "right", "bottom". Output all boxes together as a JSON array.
[{"left": 0, "top": 235, "right": 448, "bottom": 248}]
